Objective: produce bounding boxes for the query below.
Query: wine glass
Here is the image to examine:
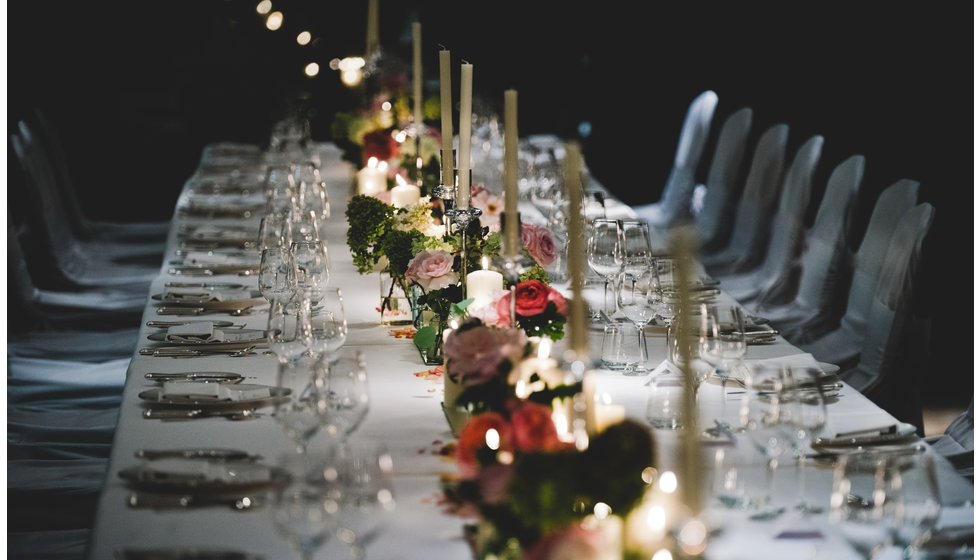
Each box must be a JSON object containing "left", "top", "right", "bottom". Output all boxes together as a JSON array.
[
  {"left": 699, "top": 305, "right": 747, "bottom": 425},
  {"left": 264, "top": 165, "right": 295, "bottom": 216},
  {"left": 291, "top": 240, "right": 330, "bottom": 305},
  {"left": 258, "top": 212, "right": 293, "bottom": 252},
  {"left": 620, "top": 221, "right": 654, "bottom": 277},
  {"left": 259, "top": 247, "right": 298, "bottom": 308},
  {"left": 275, "top": 354, "right": 330, "bottom": 455},
  {"left": 321, "top": 349, "right": 370, "bottom": 441},
  {"left": 739, "top": 363, "right": 795, "bottom": 513},
  {"left": 309, "top": 287, "right": 348, "bottom": 359},
  {"left": 267, "top": 292, "right": 313, "bottom": 364},
  {"left": 272, "top": 452, "right": 340, "bottom": 560},
  {"left": 881, "top": 445, "right": 942, "bottom": 559},
  {"left": 587, "top": 218, "right": 623, "bottom": 318},
  {"left": 330, "top": 440, "right": 397, "bottom": 558},
  {"left": 616, "top": 265, "right": 660, "bottom": 373},
  {"left": 783, "top": 366, "right": 829, "bottom": 514}
]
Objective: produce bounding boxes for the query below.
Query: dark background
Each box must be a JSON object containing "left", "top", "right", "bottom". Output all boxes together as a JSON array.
[{"left": 7, "top": 1, "right": 973, "bottom": 407}]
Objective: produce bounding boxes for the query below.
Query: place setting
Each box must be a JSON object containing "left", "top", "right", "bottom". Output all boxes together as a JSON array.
[
  {"left": 139, "top": 321, "right": 268, "bottom": 358},
  {"left": 138, "top": 377, "right": 290, "bottom": 421},
  {"left": 166, "top": 250, "right": 262, "bottom": 277}
]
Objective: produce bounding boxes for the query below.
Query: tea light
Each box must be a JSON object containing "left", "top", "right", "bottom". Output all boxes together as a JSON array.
[
  {"left": 465, "top": 256, "right": 503, "bottom": 309},
  {"left": 390, "top": 176, "right": 421, "bottom": 208},
  {"left": 357, "top": 157, "right": 387, "bottom": 196}
]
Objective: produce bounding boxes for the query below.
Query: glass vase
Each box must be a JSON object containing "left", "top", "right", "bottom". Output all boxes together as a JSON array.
[
  {"left": 410, "top": 286, "right": 445, "bottom": 366},
  {"left": 379, "top": 272, "right": 412, "bottom": 326}
]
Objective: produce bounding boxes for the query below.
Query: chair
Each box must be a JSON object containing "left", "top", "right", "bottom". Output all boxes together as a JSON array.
[
  {"left": 715, "top": 135, "right": 824, "bottom": 304},
  {"left": 926, "top": 400, "right": 974, "bottom": 481},
  {"left": 30, "top": 107, "right": 171, "bottom": 243},
  {"left": 789, "top": 179, "right": 920, "bottom": 367},
  {"left": 633, "top": 90, "right": 718, "bottom": 229},
  {"left": 843, "top": 203, "right": 935, "bottom": 431},
  {"left": 746, "top": 155, "right": 865, "bottom": 336},
  {"left": 699, "top": 123, "right": 790, "bottom": 276},
  {"left": 692, "top": 107, "right": 754, "bottom": 254},
  {"left": 10, "top": 125, "right": 162, "bottom": 290}
]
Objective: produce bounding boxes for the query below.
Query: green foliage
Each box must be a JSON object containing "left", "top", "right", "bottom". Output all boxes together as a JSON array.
[
  {"left": 516, "top": 301, "right": 567, "bottom": 342},
  {"left": 379, "top": 229, "right": 423, "bottom": 277},
  {"left": 518, "top": 264, "right": 551, "bottom": 284},
  {"left": 345, "top": 195, "right": 394, "bottom": 274}
]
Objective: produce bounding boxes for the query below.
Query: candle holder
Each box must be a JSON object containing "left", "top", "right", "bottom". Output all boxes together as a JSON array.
[{"left": 444, "top": 205, "right": 482, "bottom": 299}]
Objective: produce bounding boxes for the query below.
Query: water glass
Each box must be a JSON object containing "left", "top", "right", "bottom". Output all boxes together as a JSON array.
[
  {"left": 600, "top": 321, "right": 646, "bottom": 374},
  {"left": 645, "top": 373, "right": 685, "bottom": 429}
]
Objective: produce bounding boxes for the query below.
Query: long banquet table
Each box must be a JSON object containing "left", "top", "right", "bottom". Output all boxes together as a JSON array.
[{"left": 87, "top": 142, "right": 973, "bottom": 560}]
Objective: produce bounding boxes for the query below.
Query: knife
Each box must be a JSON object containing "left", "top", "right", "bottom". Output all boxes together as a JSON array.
[
  {"left": 134, "top": 448, "right": 261, "bottom": 462},
  {"left": 144, "top": 372, "right": 244, "bottom": 383},
  {"left": 126, "top": 492, "right": 262, "bottom": 512},
  {"left": 156, "top": 306, "right": 206, "bottom": 316},
  {"left": 146, "top": 320, "right": 238, "bottom": 328},
  {"left": 115, "top": 547, "right": 264, "bottom": 560},
  {"left": 142, "top": 408, "right": 258, "bottom": 420}
]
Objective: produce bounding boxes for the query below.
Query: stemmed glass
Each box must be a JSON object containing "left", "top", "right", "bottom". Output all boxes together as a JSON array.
[
  {"left": 699, "top": 305, "right": 747, "bottom": 425},
  {"left": 587, "top": 218, "right": 623, "bottom": 318},
  {"left": 291, "top": 240, "right": 330, "bottom": 305},
  {"left": 321, "top": 349, "right": 370, "bottom": 441},
  {"left": 259, "top": 247, "right": 298, "bottom": 309},
  {"left": 275, "top": 353, "right": 330, "bottom": 455},
  {"left": 783, "top": 367, "right": 829, "bottom": 514},
  {"left": 267, "top": 291, "right": 313, "bottom": 364},
  {"left": 271, "top": 452, "right": 340, "bottom": 560},
  {"left": 258, "top": 212, "right": 293, "bottom": 252},
  {"left": 616, "top": 265, "right": 660, "bottom": 373},
  {"left": 620, "top": 221, "right": 654, "bottom": 277},
  {"left": 828, "top": 447, "right": 940, "bottom": 559},
  {"left": 330, "top": 440, "right": 397, "bottom": 558},
  {"left": 309, "top": 287, "right": 348, "bottom": 359},
  {"left": 264, "top": 165, "right": 295, "bottom": 216},
  {"left": 739, "top": 364, "right": 795, "bottom": 514}
]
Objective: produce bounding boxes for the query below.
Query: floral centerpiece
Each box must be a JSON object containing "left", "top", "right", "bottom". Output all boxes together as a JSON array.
[{"left": 345, "top": 191, "right": 565, "bottom": 364}]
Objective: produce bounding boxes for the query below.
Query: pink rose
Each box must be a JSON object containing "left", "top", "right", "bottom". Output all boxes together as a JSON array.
[
  {"left": 442, "top": 323, "right": 527, "bottom": 386},
  {"left": 405, "top": 249, "right": 458, "bottom": 291},
  {"left": 471, "top": 185, "right": 503, "bottom": 231},
  {"left": 521, "top": 223, "right": 557, "bottom": 267},
  {"left": 467, "top": 289, "right": 511, "bottom": 328},
  {"left": 476, "top": 462, "right": 514, "bottom": 504},
  {"left": 509, "top": 400, "right": 563, "bottom": 452}
]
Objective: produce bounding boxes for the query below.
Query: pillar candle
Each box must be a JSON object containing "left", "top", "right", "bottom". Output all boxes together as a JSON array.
[
  {"left": 457, "top": 62, "right": 473, "bottom": 207},
  {"left": 412, "top": 22, "right": 423, "bottom": 128},
  {"left": 503, "top": 89, "right": 520, "bottom": 257},
  {"left": 357, "top": 157, "right": 387, "bottom": 196},
  {"left": 465, "top": 256, "right": 503, "bottom": 309},
  {"left": 390, "top": 177, "right": 421, "bottom": 208},
  {"left": 366, "top": 0, "right": 379, "bottom": 56},
  {"left": 565, "top": 142, "right": 587, "bottom": 354},
  {"left": 439, "top": 49, "right": 454, "bottom": 186}
]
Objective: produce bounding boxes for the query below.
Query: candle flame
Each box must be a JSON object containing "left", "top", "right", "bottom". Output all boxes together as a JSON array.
[
  {"left": 537, "top": 338, "right": 552, "bottom": 359},
  {"left": 485, "top": 428, "right": 500, "bottom": 450},
  {"left": 377, "top": 160, "right": 388, "bottom": 172},
  {"left": 367, "top": 156, "right": 378, "bottom": 168},
  {"left": 658, "top": 471, "right": 678, "bottom": 494},
  {"left": 395, "top": 174, "right": 408, "bottom": 187},
  {"left": 481, "top": 256, "right": 489, "bottom": 270}
]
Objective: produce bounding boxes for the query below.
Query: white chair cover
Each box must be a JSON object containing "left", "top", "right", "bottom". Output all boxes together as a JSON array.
[
  {"left": 699, "top": 123, "right": 789, "bottom": 275},
  {"left": 716, "top": 135, "right": 824, "bottom": 304},
  {"left": 792, "top": 179, "right": 920, "bottom": 366},
  {"left": 633, "top": 90, "right": 718, "bottom": 228},
  {"left": 10, "top": 126, "right": 162, "bottom": 290},
  {"left": 31, "top": 108, "right": 170, "bottom": 243},
  {"left": 747, "top": 155, "right": 865, "bottom": 335},
  {"left": 839, "top": 203, "right": 935, "bottom": 393},
  {"left": 693, "top": 107, "right": 753, "bottom": 253},
  {"left": 928, "top": 400, "right": 974, "bottom": 480}
]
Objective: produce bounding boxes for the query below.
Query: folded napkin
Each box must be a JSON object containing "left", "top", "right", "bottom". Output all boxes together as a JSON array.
[
  {"left": 745, "top": 352, "right": 822, "bottom": 371},
  {"left": 142, "top": 458, "right": 271, "bottom": 485},
  {"left": 159, "top": 381, "right": 271, "bottom": 402},
  {"left": 166, "top": 322, "right": 224, "bottom": 343},
  {"left": 183, "top": 251, "right": 258, "bottom": 266},
  {"left": 163, "top": 287, "right": 245, "bottom": 304},
  {"left": 185, "top": 225, "right": 250, "bottom": 240}
]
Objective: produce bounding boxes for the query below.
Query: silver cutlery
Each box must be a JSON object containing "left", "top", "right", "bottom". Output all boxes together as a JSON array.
[
  {"left": 139, "top": 346, "right": 258, "bottom": 358},
  {"left": 134, "top": 448, "right": 261, "bottom": 462},
  {"left": 156, "top": 306, "right": 207, "bottom": 316},
  {"left": 126, "top": 491, "right": 262, "bottom": 510},
  {"left": 144, "top": 372, "right": 245, "bottom": 383},
  {"left": 115, "top": 547, "right": 264, "bottom": 560},
  {"left": 142, "top": 408, "right": 259, "bottom": 421},
  {"left": 145, "top": 320, "right": 242, "bottom": 328},
  {"left": 163, "top": 282, "right": 249, "bottom": 290}
]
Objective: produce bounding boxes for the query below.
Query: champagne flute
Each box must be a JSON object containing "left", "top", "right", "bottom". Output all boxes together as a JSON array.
[
  {"left": 272, "top": 452, "right": 340, "bottom": 560},
  {"left": 587, "top": 218, "right": 623, "bottom": 318},
  {"left": 309, "top": 287, "right": 348, "bottom": 359},
  {"left": 322, "top": 350, "right": 370, "bottom": 441}
]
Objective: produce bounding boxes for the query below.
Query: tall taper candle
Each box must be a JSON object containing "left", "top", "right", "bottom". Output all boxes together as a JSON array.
[
  {"left": 565, "top": 142, "right": 587, "bottom": 353},
  {"left": 412, "top": 22, "right": 423, "bottom": 128},
  {"left": 457, "top": 62, "right": 473, "bottom": 207},
  {"left": 366, "top": 0, "right": 379, "bottom": 57},
  {"left": 439, "top": 49, "right": 454, "bottom": 186},
  {"left": 503, "top": 89, "right": 520, "bottom": 257}
]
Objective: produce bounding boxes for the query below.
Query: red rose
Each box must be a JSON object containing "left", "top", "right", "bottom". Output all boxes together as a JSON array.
[
  {"left": 362, "top": 129, "right": 398, "bottom": 164},
  {"left": 456, "top": 412, "right": 512, "bottom": 479},
  {"left": 510, "top": 400, "right": 562, "bottom": 452}
]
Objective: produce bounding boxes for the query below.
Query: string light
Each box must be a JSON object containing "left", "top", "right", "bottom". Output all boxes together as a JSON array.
[
  {"left": 265, "top": 11, "right": 283, "bottom": 31},
  {"left": 296, "top": 31, "right": 311, "bottom": 45}
]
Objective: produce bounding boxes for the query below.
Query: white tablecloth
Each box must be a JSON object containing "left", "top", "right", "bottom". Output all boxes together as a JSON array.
[{"left": 87, "top": 142, "right": 973, "bottom": 560}]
